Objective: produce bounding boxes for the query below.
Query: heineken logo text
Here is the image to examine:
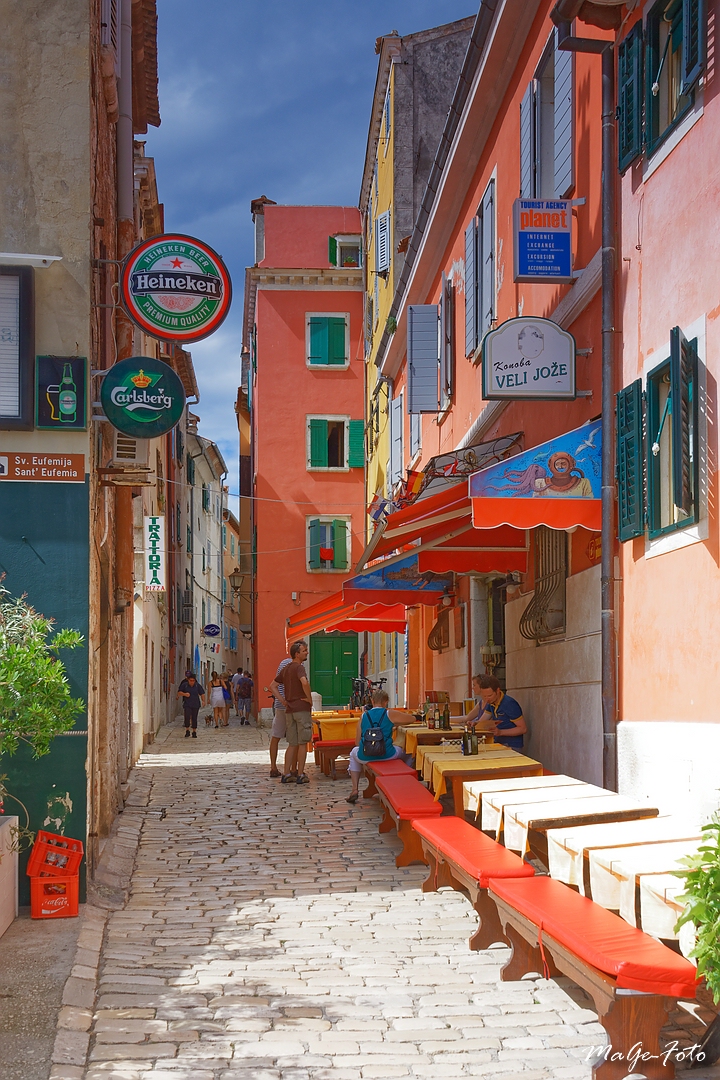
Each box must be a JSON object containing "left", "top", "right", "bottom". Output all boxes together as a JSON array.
[{"left": 130, "top": 271, "right": 223, "bottom": 299}]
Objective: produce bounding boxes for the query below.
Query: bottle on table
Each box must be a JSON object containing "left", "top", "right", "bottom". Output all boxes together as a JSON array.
[{"left": 443, "top": 702, "right": 451, "bottom": 731}]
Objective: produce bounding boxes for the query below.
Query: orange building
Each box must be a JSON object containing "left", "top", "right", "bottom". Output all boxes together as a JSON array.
[{"left": 242, "top": 202, "right": 365, "bottom": 706}]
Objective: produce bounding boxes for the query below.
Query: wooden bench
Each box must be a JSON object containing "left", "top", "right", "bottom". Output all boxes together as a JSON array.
[
  {"left": 362, "top": 758, "right": 416, "bottom": 799},
  {"left": 313, "top": 739, "right": 355, "bottom": 780},
  {"left": 412, "top": 816, "right": 534, "bottom": 950},
  {"left": 486, "top": 876, "right": 698, "bottom": 1080},
  {"left": 375, "top": 775, "right": 442, "bottom": 867}
]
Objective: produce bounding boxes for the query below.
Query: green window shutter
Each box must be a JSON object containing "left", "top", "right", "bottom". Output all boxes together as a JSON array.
[
  {"left": 616, "top": 379, "right": 645, "bottom": 541},
  {"left": 618, "top": 22, "right": 643, "bottom": 172},
  {"left": 670, "top": 326, "right": 698, "bottom": 515},
  {"left": 327, "top": 317, "right": 347, "bottom": 364},
  {"left": 681, "top": 0, "right": 705, "bottom": 94},
  {"left": 328, "top": 236, "right": 337, "bottom": 266},
  {"left": 332, "top": 519, "right": 348, "bottom": 569},
  {"left": 309, "top": 519, "right": 321, "bottom": 568},
  {"left": 348, "top": 419, "right": 365, "bottom": 468},
  {"left": 309, "top": 418, "right": 328, "bottom": 467},
  {"left": 309, "top": 317, "right": 329, "bottom": 365}
]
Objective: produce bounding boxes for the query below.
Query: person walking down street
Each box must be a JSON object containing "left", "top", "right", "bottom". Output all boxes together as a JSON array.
[
  {"left": 466, "top": 673, "right": 527, "bottom": 748},
  {"left": 346, "top": 689, "right": 417, "bottom": 803},
  {"left": 208, "top": 671, "right": 226, "bottom": 729},
  {"left": 221, "top": 671, "right": 232, "bottom": 726},
  {"left": 236, "top": 670, "right": 253, "bottom": 725},
  {"left": 231, "top": 667, "right": 243, "bottom": 716},
  {"left": 277, "top": 641, "right": 312, "bottom": 784},
  {"left": 177, "top": 673, "right": 205, "bottom": 738},
  {"left": 267, "top": 650, "right": 296, "bottom": 778}
]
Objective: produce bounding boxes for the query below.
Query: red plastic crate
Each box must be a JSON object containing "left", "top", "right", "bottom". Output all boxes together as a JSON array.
[
  {"left": 26, "top": 830, "right": 83, "bottom": 878},
  {"left": 30, "top": 875, "right": 79, "bottom": 919}
]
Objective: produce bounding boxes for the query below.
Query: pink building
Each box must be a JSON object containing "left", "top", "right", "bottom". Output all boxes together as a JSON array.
[{"left": 243, "top": 202, "right": 365, "bottom": 706}]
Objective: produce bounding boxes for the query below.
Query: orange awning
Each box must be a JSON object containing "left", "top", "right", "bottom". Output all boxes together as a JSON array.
[
  {"left": 327, "top": 603, "right": 407, "bottom": 633},
  {"left": 287, "top": 592, "right": 406, "bottom": 641}
]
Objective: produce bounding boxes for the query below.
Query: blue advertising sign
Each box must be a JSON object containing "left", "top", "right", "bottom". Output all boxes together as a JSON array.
[
  {"left": 202, "top": 623, "right": 221, "bottom": 637},
  {"left": 513, "top": 199, "right": 572, "bottom": 283}
]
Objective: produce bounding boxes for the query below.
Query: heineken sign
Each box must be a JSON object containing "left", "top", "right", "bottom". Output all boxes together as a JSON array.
[
  {"left": 100, "top": 356, "right": 185, "bottom": 438},
  {"left": 120, "top": 234, "right": 232, "bottom": 343}
]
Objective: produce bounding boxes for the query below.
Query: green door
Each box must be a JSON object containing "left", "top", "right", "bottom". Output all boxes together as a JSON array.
[{"left": 309, "top": 632, "right": 358, "bottom": 707}]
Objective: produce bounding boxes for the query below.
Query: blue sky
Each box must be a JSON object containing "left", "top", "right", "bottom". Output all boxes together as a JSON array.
[{"left": 147, "top": 0, "right": 474, "bottom": 510}]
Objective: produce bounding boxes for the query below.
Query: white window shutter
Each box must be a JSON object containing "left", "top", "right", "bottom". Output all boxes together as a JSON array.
[
  {"left": 101, "top": 0, "right": 121, "bottom": 76},
  {"left": 407, "top": 305, "right": 440, "bottom": 414},
  {"left": 464, "top": 218, "right": 477, "bottom": 357},
  {"left": 480, "top": 181, "right": 495, "bottom": 338},
  {"left": 390, "top": 393, "right": 403, "bottom": 486},
  {"left": 376, "top": 210, "right": 391, "bottom": 273},
  {"left": 554, "top": 42, "right": 574, "bottom": 197},
  {"left": 410, "top": 412, "right": 421, "bottom": 459},
  {"left": 520, "top": 81, "right": 535, "bottom": 198}
]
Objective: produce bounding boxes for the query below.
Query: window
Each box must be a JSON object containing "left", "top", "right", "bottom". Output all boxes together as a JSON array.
[
  {"left": 328, "top": 235, "right": 361, "bottom": 268},
  {"left": 389, "top": 392, "right": 403, "bottom": 488},
  {"left": 616, "top": 326, "right": 699, "bottom": 540},
  {"left": 375, "top": 210, "right": 391, "bottom": 274},
  {"left": 223, "top": 578, "right": 227, "bottom": 603},
  {"left": 440, "top": 273, "right": 455, "bottom": 410},
  {"left": 306, "top": 314, "right": 348, "bottom": 367},
  {"left": 407, "top": 305, "right": 439, "bottom": 413},
  {"left": 100, "top": 0, "right": 120, "bottom": 75},
  {"left": 464, "top": 179, "right": 495, "bottom": 358},
  {"left": 186, "top": 524, "right": 192, "bottom": 552},
  {"left": 410, "top": 412, "right": 421, "bottom": 460},
  {"left": 382, "top": 84, "right": 392, "bottom": 153},
  {"left": 307, "top": 417, "right": 364, "bottom": 470},
  {"left": 186, "top": 453, "right": 195, "bottom": 485},
  {"left": 618, "top": 2, "right": 706, "bottom": 170},
  {"left": 307, "top": 517, "right": 350, "bottom": 571},
  {"left": 201, "top": 598, "right": 206, "bottom": 626},
  {"left": 175, "top": 502, "right": 181, "bottom": 547},
  {"left": 0, "top": 267, "right": 34, "bottom": 430},
  {"left": 519, "top": 526, "right": 567, "bottom": 641},
  {"left": 230, "top": 534, "right": 235, "bottom": 557},
  {"left": 222, "top": 524, "right": 227, "bottom": 550},
  {"left": 202, "top": 484, "right": 210, "bottom": 512},
  {"left": 520, "top": 31, "right": 574, "bottom": 199}
]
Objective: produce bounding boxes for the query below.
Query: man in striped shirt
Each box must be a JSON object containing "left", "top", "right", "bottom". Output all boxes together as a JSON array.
[{"left": 267, "top": 644, "right": 305, "bottom": 777}]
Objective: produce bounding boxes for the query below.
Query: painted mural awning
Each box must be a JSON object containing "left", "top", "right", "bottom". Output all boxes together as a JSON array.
[
  {"left": 287, "top": 592, "right": 407, "bottom": 640},
  {"left": 343, "top": 553, "right": 454, "bottom": 606},
  {"left": 356, "top": 480, "right": 528, "bottom": 577},
  {"left": 469, "top": 419, "right": 602, "bottom": 532}
]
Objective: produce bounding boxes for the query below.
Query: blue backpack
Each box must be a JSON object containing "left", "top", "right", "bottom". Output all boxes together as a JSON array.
[{"left": 361, "top": 709, "right": 388, "bottom": 758}]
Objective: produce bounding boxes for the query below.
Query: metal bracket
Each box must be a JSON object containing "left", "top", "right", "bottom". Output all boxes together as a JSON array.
[
  {"left": 577, "top": 348, "right": 593, "bottom": 356},
  {"left": 576, "top": 389, "right": 593, "bottom": 397}
]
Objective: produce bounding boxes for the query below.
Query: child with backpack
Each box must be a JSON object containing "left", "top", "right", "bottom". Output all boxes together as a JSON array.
[{"left": 346, "top": 689, "right": 417, "bottom": 804}]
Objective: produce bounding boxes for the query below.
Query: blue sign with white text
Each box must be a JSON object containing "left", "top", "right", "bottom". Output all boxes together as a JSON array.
[{"left": 513, "top": 199, "right": 573, "bottom": 283}]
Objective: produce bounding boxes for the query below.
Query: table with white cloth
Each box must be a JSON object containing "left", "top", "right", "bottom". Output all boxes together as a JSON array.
[
  {"left": 462, "top": 773, "right": 587, "bottom": 815},
  {"left": 481, "top": 781, "right": 609, "bottom": 838}
]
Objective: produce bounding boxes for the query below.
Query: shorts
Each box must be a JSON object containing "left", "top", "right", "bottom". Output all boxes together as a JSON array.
[
  {"left": 349, "top": 745, "right": 403, "bottom": 774},
  {"left": 285, "top": 708, "right": 312, "bottom": 747},
  {"left": 271, "top": 706, "right": 286, "bottom": 739},
  {"left": 238, "top": 697, "right": 251, "bottom": 714}
]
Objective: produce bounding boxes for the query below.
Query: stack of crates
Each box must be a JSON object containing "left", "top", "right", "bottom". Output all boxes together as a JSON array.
[{"left": 26, "top": 830, "right": 83, "bottom": 919}]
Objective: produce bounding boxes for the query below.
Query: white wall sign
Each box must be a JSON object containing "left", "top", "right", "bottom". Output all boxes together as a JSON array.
[
  {"left": 482, "top": 317, "right": 576, "bottom": 400},
  {"left": 144, "top": 515, "right": 165, "bottom": 591}
]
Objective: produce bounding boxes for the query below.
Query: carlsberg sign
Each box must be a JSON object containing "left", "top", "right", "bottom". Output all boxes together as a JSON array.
[{"left": 101, "top": 357, "right": 185, "bottom": 439}]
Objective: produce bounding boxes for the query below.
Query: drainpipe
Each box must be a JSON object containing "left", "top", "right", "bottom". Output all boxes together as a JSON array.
[{"left": 552, "top": 14, "right": 617, "bottom": 791}]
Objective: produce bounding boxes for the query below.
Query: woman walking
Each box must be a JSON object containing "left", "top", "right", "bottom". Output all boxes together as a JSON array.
[
  {"left": 208, "top": 671, "right": 226, "bottom": 728},
  {"left": 221, "top": 671, "right": 232, "bottom": 726}
]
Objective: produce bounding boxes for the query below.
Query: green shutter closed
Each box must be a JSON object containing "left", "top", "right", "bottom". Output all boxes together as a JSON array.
[
  {"left": 616, "top": 379, "right": 645, "bottom": 541},
  {"left": 348, "top": 419, "right": 365, "bottom": 468},
  {"left": 309, "top": 318, "right": 329, "bottom": 365},
  {"left": 332, "top": 519, "right": 347, "bottom": 569},
  {"left": 309, "top": 519, "right": 321, "bottom": 568},
  {"left": 328, "top": 236, "right": 337, "bottom": 266},
  {"left": 327, "top": 317, "right": 347, "bottom": 364},
  {"left": 618, "top": 22, "right": 643, "bottom": 172},
  {"left": 670, "top": 326, "right": 698, "bottom": 515},
  {"left": 309, "top": 418, "right": 328, "bottom": 467},
  {"left": 681, "top": 0, "right": 706, "bottom": 93}
]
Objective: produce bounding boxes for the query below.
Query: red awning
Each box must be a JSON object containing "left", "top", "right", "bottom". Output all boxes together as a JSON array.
[
  {"left": 286, "top": 592, "right": 406, "bottom": 640},
  {"left": 356, "top": 480, "right": 528, "bottom": 576}
]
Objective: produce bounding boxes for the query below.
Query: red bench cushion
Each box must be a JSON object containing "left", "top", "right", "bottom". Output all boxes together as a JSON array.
[
  {"left": 376, "top": 776, "right": 443, "bottom": 819},
  {"left": 489, "top": 876, "right": 698, "bottom": 998},
  {"left": 412, "top": 817, "right": 534, "bottom": 887},
  {"left": 314, "top": 739, "right": 356, "bottom": 749},
  {"left": 364, "top": 759, "right": 416, "bottom": 776}
]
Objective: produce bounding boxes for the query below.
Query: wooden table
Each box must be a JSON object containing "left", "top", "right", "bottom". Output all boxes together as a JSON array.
[
  {"left": 417, "top": 742, "right": 509, "bottom": 777},
  {"left": 545, "top": 816, "right": 701, "bottom": 893},
  {"left": 482, "top": 782, "right": 608, "bottom": 838},
  {"left": 462, "top": 774, "right": 586, "bottom": 817},
  {"left": 502, "top": 794, "right": 660, "bottom": 861},
  {"left": 588, "top": 838, "right": 701, "bottom": 932},
  {"left": 421, "top": 749, "right": 543, "bottom": 815},
  {"left": 401, "top": 724, "right": 471, "bottom": 758},
  {"left": 312, "top": 717, "right": 357, "bottom": 741}
]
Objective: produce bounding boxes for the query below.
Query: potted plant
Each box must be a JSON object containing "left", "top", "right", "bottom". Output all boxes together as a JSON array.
[{"left": 674, "top": 815, "right": 720, "bottom": 1066}]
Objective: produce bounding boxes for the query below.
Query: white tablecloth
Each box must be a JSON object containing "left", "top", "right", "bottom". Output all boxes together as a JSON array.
[
  {"left": 462, "top": 773, "right": 584, "bottom": 814},
  {"left": 503, "top": 794, "right": 657, "bottom": 854},
  {"left": 587, "top": 839, "right": 702, "bottom": 929},
  {"left": 639, "top": 873, "right": 695, "bottom": 950},
  {"left": 482, "top": 783, "right": 607, "bottom": 837}
]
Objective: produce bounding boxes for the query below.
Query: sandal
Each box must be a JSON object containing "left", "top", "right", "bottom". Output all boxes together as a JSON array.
[
  {"left": 346, "top": 792, "right": 359, "bottom": 804},
  {"left": 295, "top": 774, "right": 309, "bottom": 785},
  {"left": 281, "top": 774, "right": 296, "bottom": 784},
  {"left": 269, "top": 769, "right": 281, "bottom": 778}
]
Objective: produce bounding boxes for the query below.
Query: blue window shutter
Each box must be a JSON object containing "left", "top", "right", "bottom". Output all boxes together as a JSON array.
[
  {"left": 407, "top": 305, "right": 440, "bottom": 414},
  {"left": 327, "top": 317, "right": 346, "bottom": 365},
  {"left": 309, "top": 317, "right": 329, "bottom": 365},
  {"left": 670, "top": 326, "right": 698, "bottom": 515},
  {"left": 309, "top": 418, "right": 328, "bottom": 467},
  {"left": 554, "top": 42, "right": 574, "bottom": 197},
  {"left": 520, "top": 81, "right": 535, "bottom": 197},
  {"left": 328, "top": 236, "right": 337, "bottom": 266},
  {"left": 618, "top": 23, "right": 643, "bottom": 172},
  {"left": 332, "top": 519, "right": 348, "bottom": 569},
  {"left": 308, "top": 519, "right": 321, "bottom": 568},
  {"left": 681, "top": 0, "right": 705, "bottom": 94},
  {"left": 616, "top": 379, "right": 644, "bottom": 541},
  {"left": 348, "top": 419, "right": 365, "bottom": 467},
  {"left": 479, "top": 182, "right": 495, "bottom": 339},
  {"left": 376, "top": 210, "right": 391, "bottom": 273},
  {"left": 390, "top": 393, "right": 403, "bottom": 486},
  {"left": 464, "top": 218, "right": 477, "bottom": 357}
]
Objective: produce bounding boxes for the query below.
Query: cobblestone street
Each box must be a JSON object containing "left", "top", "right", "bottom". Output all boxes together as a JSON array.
[{"left": 53, "top": 719, "right": 717, "bottom": 1080}]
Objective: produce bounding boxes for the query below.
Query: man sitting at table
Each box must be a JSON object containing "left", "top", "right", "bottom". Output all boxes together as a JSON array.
[
  {"left": 346, "top": 689, "right": 417, "bottom": 804},
  {"left": 466, "top": 674, "right": 527, "bottom": 749}
]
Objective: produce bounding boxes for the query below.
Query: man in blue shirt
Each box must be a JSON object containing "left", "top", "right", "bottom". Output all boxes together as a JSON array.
[{"left": 467, "top": 674, "right": 526, "bottom": 749}]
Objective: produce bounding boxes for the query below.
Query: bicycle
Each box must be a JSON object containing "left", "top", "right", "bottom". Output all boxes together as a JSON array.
[{"left": 349, "top": 675, "right": 387, "bottom": 709}]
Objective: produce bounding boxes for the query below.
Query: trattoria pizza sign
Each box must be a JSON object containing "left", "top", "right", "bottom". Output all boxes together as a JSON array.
[{"left": 120, "top": 234, "right": 232, "bottom": 343}]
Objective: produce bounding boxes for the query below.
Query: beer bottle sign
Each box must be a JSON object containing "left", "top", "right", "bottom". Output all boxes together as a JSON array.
[
  {"left": 35, "top": 356, "right": 87, "bottom": 429},
  {"left": 120, "top": 234, "right": 232, "bottom": 343},
  {"left": 59, "top": 363, "right": 77, "bottom": 422}
]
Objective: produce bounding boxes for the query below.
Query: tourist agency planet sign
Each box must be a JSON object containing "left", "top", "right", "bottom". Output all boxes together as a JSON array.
[
  {"left": 120, "top": 234, "right": 232, "bottom": 343},
  {"left": 482, "top": 317, "right": 576, "bottom": 400},
  {"left": 101, "top": 356, "right": 185, "bottom": 438}
]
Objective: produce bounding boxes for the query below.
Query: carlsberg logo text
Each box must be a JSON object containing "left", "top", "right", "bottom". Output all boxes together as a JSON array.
[{"left": 110, "top": 385, "right": 173, "bottom": 412}]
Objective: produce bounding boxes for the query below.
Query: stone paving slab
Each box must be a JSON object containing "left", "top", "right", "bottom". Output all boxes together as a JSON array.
[{"left": 69, "top": 716, "right": 720, "bottom": 1079}]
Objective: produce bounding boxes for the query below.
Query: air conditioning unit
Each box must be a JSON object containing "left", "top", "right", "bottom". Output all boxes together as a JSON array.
[{"left": 111, "top": 432, "right": 149, "bottom": 468}]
